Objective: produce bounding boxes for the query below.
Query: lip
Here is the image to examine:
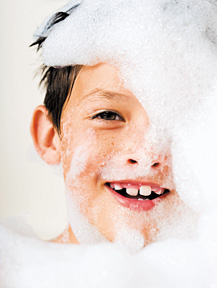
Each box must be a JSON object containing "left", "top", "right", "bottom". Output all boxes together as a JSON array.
[{"left": 105, "top": 181, "right": 170, "bottom": 212}]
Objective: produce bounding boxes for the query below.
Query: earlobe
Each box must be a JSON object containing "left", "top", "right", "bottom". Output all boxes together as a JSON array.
[{"left": 30, "top": 105, "right": 61, "bottom": 165}]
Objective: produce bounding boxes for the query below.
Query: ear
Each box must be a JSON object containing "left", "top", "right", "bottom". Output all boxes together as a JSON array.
[{"left": 30, "top": 105, "right": 61, "bottom": 165}]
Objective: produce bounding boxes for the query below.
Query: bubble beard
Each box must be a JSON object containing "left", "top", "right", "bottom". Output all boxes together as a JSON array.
[
  {"left": 64, "top": 140, "right": 199, "bottom": 251},
  {"left": 100, "top": 152, "right": 199, "bottom": 243}
]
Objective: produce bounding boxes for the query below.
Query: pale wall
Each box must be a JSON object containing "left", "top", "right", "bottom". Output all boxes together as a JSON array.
[{"left": 0, "top": 0, "right": 68, "bottom": 239}]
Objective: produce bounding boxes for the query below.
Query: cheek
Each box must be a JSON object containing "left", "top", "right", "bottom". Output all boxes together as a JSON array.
[
  {"left": 60, "top": 116, "right": 128, "bottom": 188},
  {"left": 60, "top": 124, "right": 110, "bottom": 181}
]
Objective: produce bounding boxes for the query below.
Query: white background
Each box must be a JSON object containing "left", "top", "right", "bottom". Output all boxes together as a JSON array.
[{"left": 0, "top": 0, "right": 68, "bottom": 239}]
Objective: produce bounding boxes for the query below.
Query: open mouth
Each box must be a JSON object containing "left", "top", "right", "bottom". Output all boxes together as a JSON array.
[{"left": 106, "top": 182, "right": 170, "bottom": 201}]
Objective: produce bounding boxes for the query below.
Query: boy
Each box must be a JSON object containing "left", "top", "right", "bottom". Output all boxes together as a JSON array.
[
  {"left": 31, "top": 62, "right": 187, "bottom": 246},
  {"left": 30, "top": 0, "right": 216, "bottom": 247}
]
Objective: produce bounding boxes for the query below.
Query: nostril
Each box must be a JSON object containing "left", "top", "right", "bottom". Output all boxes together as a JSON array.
[
  {"left": 152, "top": 162, "right": 160, "bottom": 168},
  {"left": 128, "top": 159, "right": 138, "bottom": 164}
]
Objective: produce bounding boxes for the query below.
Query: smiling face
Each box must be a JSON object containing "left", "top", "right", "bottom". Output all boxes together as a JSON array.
[{"left": 57, "top": 63, "right": 187, "bottom": 246}]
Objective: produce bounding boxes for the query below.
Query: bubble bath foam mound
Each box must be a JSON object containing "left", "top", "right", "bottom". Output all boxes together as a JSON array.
[
  {"left": 2, "top": 0, "right": 216, "bottom": 287},
  {"left": 1, "top": 220, "right": 217, "bottom": 288}
]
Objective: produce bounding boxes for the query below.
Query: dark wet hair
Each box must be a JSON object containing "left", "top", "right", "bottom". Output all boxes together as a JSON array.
[{"left": 31, "top": 11, "right": 82, "bottom": 132}]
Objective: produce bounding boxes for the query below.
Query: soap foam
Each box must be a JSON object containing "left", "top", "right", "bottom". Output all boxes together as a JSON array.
[
  {"left": 172, "top": 91, "right": 217, "bottom": 213},
  {"left": 1, "top": 219, "right": 216, "bottom": 287},
  {"left": 65, "top": 189, "right": 107, "bottom": 244},
  {"left": 2, "top": 0, "right": 216, "bottom": 286}
]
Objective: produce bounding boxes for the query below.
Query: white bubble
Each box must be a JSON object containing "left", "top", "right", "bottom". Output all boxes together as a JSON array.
[
  {"left": 172, "top": 92, "right": 217, "bottom": 213},
  {"left": 65, "top": 188, "right": 107, "bottom": 244},
  {"left": 114, "top": 226, "right": 145, "bottom": 253}
]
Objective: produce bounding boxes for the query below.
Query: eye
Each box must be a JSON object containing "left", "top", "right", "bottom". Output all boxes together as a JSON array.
[{"left": 92, "top": 111, "right": 125, "bottom": 121}]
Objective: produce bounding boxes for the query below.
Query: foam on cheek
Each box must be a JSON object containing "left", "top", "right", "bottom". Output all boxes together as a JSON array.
[
  {"left": 62, "top": 125, "right": 95, "bottom": 182},
  {"left": 153, "top": 197, "right": 199, "bottom": 241},
  {"left": 65, "top": 188, "right": 107, "bottom": 244},
  {"left": 63, "top": 128, "right": 107, "bottom": 244},
  {"left": 111, "top": 190, "right": 198, "bottom": 250},
  {"left": 172, "top": 92, "right": 217, "bottom": 213},
  {"left": 66, "top": 145, "right": 89, "bottom": 181}
]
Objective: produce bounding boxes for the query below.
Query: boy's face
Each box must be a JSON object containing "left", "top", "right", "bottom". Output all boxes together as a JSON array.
[{"left": 59, "top": 63, "right": 183, "bottom": 244}]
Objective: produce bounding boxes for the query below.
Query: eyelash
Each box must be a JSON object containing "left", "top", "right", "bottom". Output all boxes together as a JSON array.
[{"left": 91, "top": 110, "right": 125, "bottom": 121}]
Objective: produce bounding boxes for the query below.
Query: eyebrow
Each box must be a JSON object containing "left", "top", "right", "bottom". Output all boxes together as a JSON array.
[{"left": 78, "top": 88, "right": 130, "bottom": 105}]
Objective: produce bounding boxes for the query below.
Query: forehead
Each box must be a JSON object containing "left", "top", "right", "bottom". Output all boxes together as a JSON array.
[
  {"left": 72, "top": 63, "right": 127, "bottom": 97},
  {"left": 63, "top": 63, "right": 136, "bottom": 109}
]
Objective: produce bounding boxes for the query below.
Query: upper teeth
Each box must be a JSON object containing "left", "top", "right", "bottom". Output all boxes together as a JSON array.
[
  {"left": 152, "top": 187, "right": 163, "bottom": 195},
  {"left": 126, "top": 188, "right": 138, "bottom": 196},
  {"left": 110, "top": 183, "right": 163, "bottom": 197},
  {"left": 114, "top": 184, "right": 122, "bottom": 190},
  {"left": 125, "top": 185, "right": 152, "bottom": 197},
  {"left": 139, "top": 185, "right": 152, "bottom": 196}
]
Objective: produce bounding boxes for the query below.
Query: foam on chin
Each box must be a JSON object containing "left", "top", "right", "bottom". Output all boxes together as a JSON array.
[{"left": 65, "top": 188, "right": 107, "bottom": 244}]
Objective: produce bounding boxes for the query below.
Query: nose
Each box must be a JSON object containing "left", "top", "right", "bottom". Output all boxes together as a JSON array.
[
  {"left": 122, "top": 110, "right": 166, "bottom": 170},
  {"left": 127, "top": 156, "right": 162, "bottom": 169},
  {"left": 123, "top": 127, "right": 164, "bottom": 169}
]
